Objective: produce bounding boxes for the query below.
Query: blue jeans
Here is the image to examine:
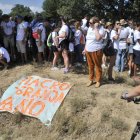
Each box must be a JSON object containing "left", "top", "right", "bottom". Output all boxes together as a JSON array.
[
  {"left": 115, "top": 49, "right": 127, "bottom": 72},
  {"left": 75, "top": 44, "right": 84, "bottom": 63}
]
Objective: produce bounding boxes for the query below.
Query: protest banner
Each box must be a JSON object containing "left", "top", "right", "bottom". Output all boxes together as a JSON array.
[{"left": 0, "top": 76, "right": 71, "bottom": 125}]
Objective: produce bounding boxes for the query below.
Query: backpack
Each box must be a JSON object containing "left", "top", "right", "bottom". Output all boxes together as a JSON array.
[
  {"left": 32, "top": 23, "right": 43, "bottom": 39},
  {"left": 67, "top": 26, "right": 75, "bottom": 43},
  {"left": 47, "top": 32, "right": 53, "bottom": 48},
  {"left": 103, "top": 31, "right": 115, "bottom": 56}
]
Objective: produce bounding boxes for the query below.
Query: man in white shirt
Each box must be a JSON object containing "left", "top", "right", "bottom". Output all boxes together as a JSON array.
[
  {"left": 0, "top": 44, "right": 10, "bottom": 69},
  {"left": 1, "top": 14, "right": 15, "bottom": 60},
  {"left": 16, "top": 16, "right": 28, "bottom": 64},
  {"left": 114, "top": 19, "right": 129, "bottom": 72}
]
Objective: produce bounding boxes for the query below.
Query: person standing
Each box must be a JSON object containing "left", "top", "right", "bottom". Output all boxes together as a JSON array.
[
  {"left": 16, "top": 16, "right": 28, "bottom": 64},
  {"left": 114, "top": 19, "right": 129, "bottom": 72},
  {"left": 84, "top": 16, "right": 105, "bottom": 88},
  {"left": 56, "top": 16, "right": 69, "bottom": 73},
  {"left": 1, "top": 14, "right": 16, "bottom": 61}
]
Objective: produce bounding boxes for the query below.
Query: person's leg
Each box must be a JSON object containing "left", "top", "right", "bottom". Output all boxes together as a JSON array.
[
  {"left": 102, "top": 54, "right": 107, "bottom": 68},
  {"left": 114, "top": 49, "right": 121, "bottom": 72},
  {"left": 3, "top": 37, "right": 9, "bottom": 50},
  {"left": 92, "top": 49, "right": 103, "bottom": 86},
  {"left": 85, "top": 51, "right": 95, "bottom": 86},
  {"left": 128, "top": 54, "right": 134, "bottom": 76},
  {"left": 134, "top": 64, "right": 137, "bottom": 77},
  {"left": 62, "top": 49, "right": 69, "bottom": 70},
  {"left": 9, "top": 36, "right": 15, "bottom": 60},
  {"left": 52, "top": 52, "right": 59, "bottom": 67},
  {"left": 120, "top": 49, "right": 127, "bottom": 72},
  {"left": 108, "top": 55, "right": 116, "bottom": 79}
]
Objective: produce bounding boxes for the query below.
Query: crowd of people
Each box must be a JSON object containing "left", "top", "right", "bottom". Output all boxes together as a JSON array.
[{"left": 0, "top": 14, "right": 140, "bottom": 88}]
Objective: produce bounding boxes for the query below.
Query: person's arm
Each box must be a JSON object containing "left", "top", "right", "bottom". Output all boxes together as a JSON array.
[
  {"left": 127, "top": 85, "right": 140, "bottom": 98},
  {"left": 57, "top": 31, "right": 66, "bottom": 39},
  {"left": 94, "top": 23, "right": 102, "bottom": 41}
]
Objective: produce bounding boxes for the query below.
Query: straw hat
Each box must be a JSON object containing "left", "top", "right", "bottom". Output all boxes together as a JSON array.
[
  {"left": 120, "top": 19, "right": 127, "bottom": 26},
  {"left": 106, "top": 22, "right": 112, "bottom": 27}
]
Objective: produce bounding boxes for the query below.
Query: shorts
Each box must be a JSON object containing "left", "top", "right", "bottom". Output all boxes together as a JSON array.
[
  {"left": 16, "top": 41, "right": 26, "bottom": 53},
  {"left": 133, "top": 49, "right": 140, "bottom": 65},
  {"left": 69, "top": 43, "right": 74, "bottom": 52},
  {"left": 59, "top": 39, "right": 69, "bottom": 51},
  {"left": 36, "top": 41, "right": 44, "bottom": 53},
  {"left": 128, "top": 45, "right": 133, "bottom": 54},
  {"left": 51, "top": 45, "right": 58, "bottom": 52}
]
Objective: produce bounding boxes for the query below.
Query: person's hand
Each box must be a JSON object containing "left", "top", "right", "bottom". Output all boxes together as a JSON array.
[
  {"left": 0, "top": 53, "right": 2, "bottom": 59},
  {"left": 22, "top": 39, "right": 26, "bottom": 45},
  {"left": 94, "top": 23, "right": 99, "bottom": 29},
  {"left": 82, "top": 49, "right": 86, "bottom": 55}
]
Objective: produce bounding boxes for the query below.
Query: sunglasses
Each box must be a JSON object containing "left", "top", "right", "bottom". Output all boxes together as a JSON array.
[{"left": 89, "top": 22, "right": 93, "bottom": 24}]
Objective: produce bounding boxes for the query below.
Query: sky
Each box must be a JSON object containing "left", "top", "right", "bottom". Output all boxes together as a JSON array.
[{"left": 0, "top": 0, "right": 44, "bottom": 14}]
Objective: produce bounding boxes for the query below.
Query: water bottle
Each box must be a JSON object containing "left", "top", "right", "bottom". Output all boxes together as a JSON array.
[{"left": 83, "top": 54, "right": 86, "bottom": 62}]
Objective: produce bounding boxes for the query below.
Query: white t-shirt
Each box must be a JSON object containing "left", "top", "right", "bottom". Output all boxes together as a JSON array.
[
  {"left": 38, "top": 24, "right": 46, "bottom": 42},
  {"left": 52, "top": 31, "right": 58, "bottom": 46},
  {"left": 58, "top": 24, "right": 69, "bottom": 43},
  {"left": 0, "top": 47, "right": 10, "bottom": 62},
  {"left": 133, "top": 42, "right": 140, "bottom": 51},
  {"left": 119, "top": 27, "right": 129, "bottom": 49},
  {"left": 16, "top": 22, "right": 27, "bottom": 41},
  {"left": 128, "top": 28, "right": 134, "bottom": 45},
  {"left": 85, "top": 27, "right": 105, "bottom": 52},
  {"left": 1, "top": 21, "right": 15, "bottom": 35},
  {"left": 110, "top": 29, "right": 119, "bottom": 50},
  {"left": 81, "top": 18, "right": 87, "bottom": 28},
  {"left": 134, "top": 30, "right": 140, "bottom": 42},
  {"left": 75, "top": 30, "right": 82, "bottom": 46}
]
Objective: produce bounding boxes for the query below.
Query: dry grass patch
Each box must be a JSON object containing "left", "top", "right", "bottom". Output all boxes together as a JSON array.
[
  {"left": 111, "top": 117, "right": 129, "bottom": 131},
  {"left": 71, "top": 98, "right": 88, "bottom": 114}
]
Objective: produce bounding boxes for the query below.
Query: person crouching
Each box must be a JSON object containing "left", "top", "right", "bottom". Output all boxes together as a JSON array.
[{"left": 0, "top": 44, "right": 10, "bottom": 69}]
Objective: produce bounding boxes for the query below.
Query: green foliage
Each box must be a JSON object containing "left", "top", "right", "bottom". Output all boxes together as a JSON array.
[
  {"left": 0, "top": 9, "right": 3, "bottom": 16},
  {"left": 10, "top": 4, "right": 33, "bottom": 17},
  {"left": 43, "top": 0, "right": 140, "bottom": 20},
  {"left": 42, "top": 0, "right": 58, "bottom": 18}
]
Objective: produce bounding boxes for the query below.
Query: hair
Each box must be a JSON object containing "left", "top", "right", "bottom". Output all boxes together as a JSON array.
[
  {"left": 136, "top": 22, "right": 140, "bottom": 27},
  {"left": 60, "top": 16, "right": 69, "bottom": 24},
  {"left": 75, "top": 21, "right": 81, "bottom": 30},
  {"left": 90, "top": 16, "right": 99, "bottom": 24}
]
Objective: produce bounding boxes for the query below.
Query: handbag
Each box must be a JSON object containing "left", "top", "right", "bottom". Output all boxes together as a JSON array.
[{"left": 103, "top": 32, "right": 115, "bottom": 56}]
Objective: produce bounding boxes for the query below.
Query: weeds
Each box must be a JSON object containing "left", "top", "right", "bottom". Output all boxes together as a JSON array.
[
  {"left": 71, "top": 98, "right": 88, "bottom": 114},
  {"left": 111, "top": 117, "right": 129, "bottom": 131}
]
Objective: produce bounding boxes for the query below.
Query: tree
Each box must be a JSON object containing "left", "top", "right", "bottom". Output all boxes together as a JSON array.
[
  {"left": 0, "top": 9, "right": 3, "bottom": 16},
  {"left": 42, "top": 0, "right": 59, "bottom": 18},
  {"left": 10, "top": 4, "right": 33, "bottom": 17},
  {"left": 42, "top": 0, "right": 140, "bottom": 20}
]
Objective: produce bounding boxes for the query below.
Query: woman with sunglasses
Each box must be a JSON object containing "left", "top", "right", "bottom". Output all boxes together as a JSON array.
[{"left": 84, "top": 16, "right": 105, "bottom": 88}]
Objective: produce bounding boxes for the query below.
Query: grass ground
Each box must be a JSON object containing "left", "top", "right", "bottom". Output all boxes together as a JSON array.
[{"left": 0, "top": 63, "right": 140, "bottom": 140}]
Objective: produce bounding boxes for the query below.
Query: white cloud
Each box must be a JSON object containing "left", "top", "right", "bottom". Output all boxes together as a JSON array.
[
  {"left": 0, "top": 3, "right": 14, "bottom": 14},
  {"left": 29, "top": 6, "right": 43, "bottom": 13},
  {"left": 0, "top": 3, "right": 43, "bottom": 14}
]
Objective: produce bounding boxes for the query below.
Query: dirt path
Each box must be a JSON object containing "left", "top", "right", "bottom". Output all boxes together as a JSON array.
[{"left": 0, "top": 64, "right": 140, "bottom": 140}]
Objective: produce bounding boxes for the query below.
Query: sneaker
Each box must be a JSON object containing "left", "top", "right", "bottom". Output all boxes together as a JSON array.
[
  {"left": 113, "top": 66, "right": 119, "bottom": 72},
  {"left": 102, "top": 64, "right": 107, "bottom": 69},
  {"left": 51, "top": 67, "right": 59, "bottom": 71},
  {"left": 121, "top": 93, "right": 134, "bottom": 102},
  {"left": 128, "top": 70, "right": 131, "bottom": 76},
  {"left": 63, "top": 68, "right": 69, "bottom": 74},
  {"left": 87, "top": 81, "right": 93, "bottom": 87},
  {"left": 95, "top": 82, "right": 101, "bottom": 88}
]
